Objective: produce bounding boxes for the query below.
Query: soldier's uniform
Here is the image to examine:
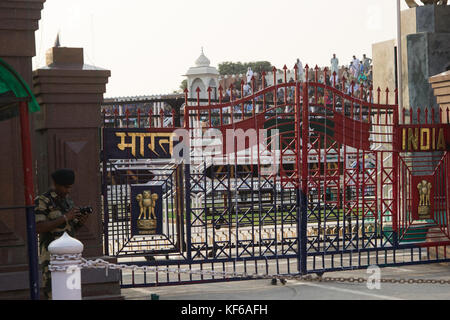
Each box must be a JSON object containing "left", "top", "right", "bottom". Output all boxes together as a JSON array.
[{"left": 35, "top": 190, "right": 82, "bottom": 300}]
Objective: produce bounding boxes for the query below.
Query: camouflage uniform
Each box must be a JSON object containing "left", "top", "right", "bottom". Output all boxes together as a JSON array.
[{"left": 35, "top": 190, "right": 82, "bottom": 300}]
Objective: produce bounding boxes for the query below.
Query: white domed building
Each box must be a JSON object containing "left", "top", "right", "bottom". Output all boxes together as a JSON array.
[{"left": 185, "top": 48, "right": 220, "bottom": 100}]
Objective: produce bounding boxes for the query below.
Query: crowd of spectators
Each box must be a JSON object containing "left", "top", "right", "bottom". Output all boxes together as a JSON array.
[
  {"left": 208, "top": 54, "right": 375, "bottom": 126},
  {"left": 334, "top": 54, "right": 373, "bottom": 100},
  {"left": 218, "top": 53, "right": 374, "bottom": 106}
]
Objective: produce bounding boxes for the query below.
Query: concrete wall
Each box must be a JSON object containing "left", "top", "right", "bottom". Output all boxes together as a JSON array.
[{"left": 372, "top": 40, "right": 397, "bottom": 104}]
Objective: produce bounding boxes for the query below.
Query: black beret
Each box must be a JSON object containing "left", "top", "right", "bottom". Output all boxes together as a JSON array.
[{"left": 51, "top": 169, "right": 75, "bottom": 186}]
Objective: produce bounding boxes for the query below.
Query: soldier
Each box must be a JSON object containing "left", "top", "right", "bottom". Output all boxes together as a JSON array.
[{"left": 35, "top": 169, "right": 89, "bottom": 300}]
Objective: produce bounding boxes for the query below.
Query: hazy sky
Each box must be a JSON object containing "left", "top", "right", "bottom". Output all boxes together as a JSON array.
[{"left": 32, "top": 0, "right": 410, "bottom": 98}]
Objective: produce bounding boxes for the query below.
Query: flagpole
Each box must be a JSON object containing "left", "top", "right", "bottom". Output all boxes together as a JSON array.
[
  {"left": 396, "top": 0, "right": 404, "bottom": 111},
  {"left": 19, "top": 100, "right": 39, "bottom": 300}
]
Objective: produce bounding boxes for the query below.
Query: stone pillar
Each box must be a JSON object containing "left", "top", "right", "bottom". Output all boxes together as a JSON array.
[
  {"left": 33, "top": 47, "right": 122, "bottom": 299},
  {"left": 0, "top": 0, "right": 45, "bottom": 300},
  {"left": 404, "top": 5, "right": 450, "bottom": 120},
  {"left": 373, "top": 5, "right": 450, "bottom": 121}
]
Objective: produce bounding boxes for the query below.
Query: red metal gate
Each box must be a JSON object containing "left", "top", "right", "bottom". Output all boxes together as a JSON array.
[{"left": 102, "top": 64, "right": 450, "bottom": 288}]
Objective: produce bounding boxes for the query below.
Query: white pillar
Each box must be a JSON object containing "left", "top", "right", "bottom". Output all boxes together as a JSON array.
[{"left": 48, "top": 232, "right": 84, "bottom": 300}]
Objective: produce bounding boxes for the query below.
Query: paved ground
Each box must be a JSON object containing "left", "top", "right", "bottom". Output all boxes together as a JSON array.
[{"left": 122, "top": 263, "right": 450, "bottom": 300}]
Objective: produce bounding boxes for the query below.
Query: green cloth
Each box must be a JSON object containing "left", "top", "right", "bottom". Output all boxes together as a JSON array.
[{"left": 0, "top": 57, "right": 40, "bottom": 121}]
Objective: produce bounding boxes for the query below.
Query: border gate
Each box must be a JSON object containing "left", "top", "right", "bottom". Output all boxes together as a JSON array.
[{"left": 101, "top": 65, "right": 450, "bottom": 288}]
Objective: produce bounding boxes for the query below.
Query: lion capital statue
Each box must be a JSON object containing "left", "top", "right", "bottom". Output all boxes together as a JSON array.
[
  {"left": 136, "top": 190, "right": 159, "bottom": 220},
  {"left": 417, "top": 180, "right": 432, "bottom": 207}
]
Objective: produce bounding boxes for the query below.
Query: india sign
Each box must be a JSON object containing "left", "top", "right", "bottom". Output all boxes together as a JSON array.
[{"left": 399, "top": 125, "right": 449, "bottom": 152}]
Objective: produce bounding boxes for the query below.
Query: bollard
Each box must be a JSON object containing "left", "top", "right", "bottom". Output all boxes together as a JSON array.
[{"left": 48, "top": 232, "right": 84, "bottom": 300}]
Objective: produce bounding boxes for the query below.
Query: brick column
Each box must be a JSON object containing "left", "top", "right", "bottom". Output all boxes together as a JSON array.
[
  {"left": 33, "top": 47, "right": 110, "bottom": 257},
  {"left": 0, "top": 0, "right": 45, "bottom": 299},
  {"left": 33, "top": 47, "right": 121, "bottom": 299}
]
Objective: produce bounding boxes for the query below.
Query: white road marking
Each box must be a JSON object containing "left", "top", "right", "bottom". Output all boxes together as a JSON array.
[
  {"left": 384, "top": 267, "right": 414, "bottom": 272},
  {"left": 127, "top": 282, "right": 280, "bottom": 297},
  {"left": 293, "top": 281, "right": 404, "bottom": 300},
  {"left": 127, "top": 280, "right": 404, "bottom": 300},
  {"left": 130, "top": 287, "right": 154, "bottom": 296}
]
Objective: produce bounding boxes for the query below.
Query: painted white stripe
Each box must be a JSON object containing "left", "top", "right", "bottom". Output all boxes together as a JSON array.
[
  {"left": 128, "top": 281, "right": 403, "bottom": 300},
  {"left": 294, "top": 281, "right": 403, "bottom": 300},
  {"left": 384, "top": 267, "right": 414, "bottom": 272},
  {"left": 130, "top": 287, "right": 153, "bottom": 296}
]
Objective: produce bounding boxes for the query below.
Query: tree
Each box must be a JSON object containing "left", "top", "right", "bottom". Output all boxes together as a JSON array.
[
  {"left": 179, "top": 79, "right": 187, "bottom": 92},
  {"left": 218, "top": 61, "right": 273, "bottom": 75}
]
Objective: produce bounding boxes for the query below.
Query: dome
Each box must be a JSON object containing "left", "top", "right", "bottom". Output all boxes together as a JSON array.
[
  {"left": 195, "top": 48, "right": 210, "bottom": 67},
  {"left": 48, "top": 232, "right": 84, "bottom": 255}
]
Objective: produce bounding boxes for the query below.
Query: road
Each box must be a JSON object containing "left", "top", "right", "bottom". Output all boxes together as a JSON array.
[{"left": 122, "top": 263, "right": 450, "bottom": 300}]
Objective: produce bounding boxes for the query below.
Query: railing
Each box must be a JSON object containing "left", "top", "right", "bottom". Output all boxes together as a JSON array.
[
  {"left": 184, "top": 64, "right": 394, "bottom": 126},
  {"left": 102, "top": 109, "right": 177, "bottom": 129},
  {"left": 400, "top": 106, "right": 450, "bottom": 125}
]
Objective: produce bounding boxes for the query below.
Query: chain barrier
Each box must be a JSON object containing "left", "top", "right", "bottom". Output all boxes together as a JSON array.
[{"left": 48, "top": 255, "right": 450, "bottom": 285}]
